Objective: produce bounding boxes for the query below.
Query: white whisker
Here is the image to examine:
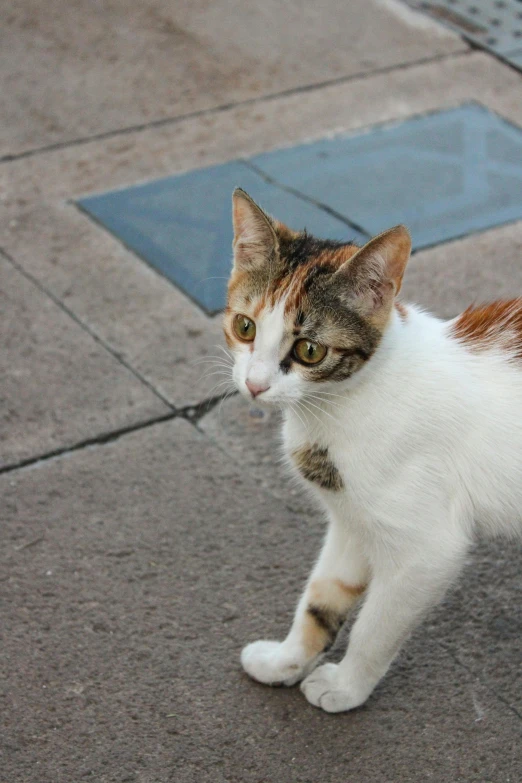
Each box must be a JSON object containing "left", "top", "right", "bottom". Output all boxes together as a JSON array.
[
  {"left": 190, "top": 356, "right": 233, "bottom": 367},
  {"left": 287, "top": 401, "right": 308, "bottom": 435},
  {"left": 215, "top": 345, "right": 234, "bottom": 360},
  {"left": 297, "top": 399, "right": 323, "bottom": 429},
  {"left": 301, "top": 396, "right": 337, "bottom": 423},
  {"left": 204, "top": 378, "right": 236, "bottom": 398},
  {"left": 192, "top": 367, "right": 234, "bottom": 380},
  {"left": 196, "top": 365, "right": 233, "bottom": 377},
  {"left": 312, "top": 389, "right": 350, "bottom": 400},
  {"left": 216, "top": 386, "right": 237, "bottom": 425},
  {"left": 307, "top": 393, "right": 344, "bottom": 411},
  {"left": 197, "top": 370, "right": 232, "bottom": 384}
]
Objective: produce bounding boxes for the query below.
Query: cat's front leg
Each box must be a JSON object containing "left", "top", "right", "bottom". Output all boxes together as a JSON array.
[
  {"left": 241, "top": 521, "right": 368, "bottom": 686},
  {"left": 301, "top": 537, "right": 469, "bottom": 711}
]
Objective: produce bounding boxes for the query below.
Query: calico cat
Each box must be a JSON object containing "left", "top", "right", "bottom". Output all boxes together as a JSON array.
[{"left": 223, "top": 187, "right": 522, "bottom": 713}]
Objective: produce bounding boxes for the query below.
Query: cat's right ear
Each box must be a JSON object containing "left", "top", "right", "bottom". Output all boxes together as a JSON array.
[
  {"left": 333, "top": 225, "right": 411, "bottom": 316},
  {"left": 232, "top": 188, "right": 278, "bottom": 270}
]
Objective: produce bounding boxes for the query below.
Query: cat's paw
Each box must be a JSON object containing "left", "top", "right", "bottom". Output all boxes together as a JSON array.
[
  {"left": 241, "top": 640, "right": 310, "bottom": 686},
  {"left": 301, "top": 663, "right": 369, "bottom": 713}
]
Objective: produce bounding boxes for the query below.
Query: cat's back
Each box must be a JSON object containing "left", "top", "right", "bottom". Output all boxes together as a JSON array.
[
  {"left": 448, "top": 299, "right": 522, "bottom": 359},
  {"left": 444, "top": 299, "right": 522, "bottom": 408},
  {"left": 441, "top": 299, "right": 522, "bottom": 535}
]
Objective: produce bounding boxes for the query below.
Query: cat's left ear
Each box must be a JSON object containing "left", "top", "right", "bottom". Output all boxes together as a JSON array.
[
  {"left": 334, "top": 225, "right": 411, "bottom": 314},
  {"left": 232, "top": 188, "right": 279, "bottom": 271}
]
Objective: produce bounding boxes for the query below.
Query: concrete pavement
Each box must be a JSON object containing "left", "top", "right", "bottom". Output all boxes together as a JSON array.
[
  {"left": 2, "top": 420, "right": 520, "bottom": 782},
  {"left": 1, "top": 1, "right": 521, "bottom": 781}
]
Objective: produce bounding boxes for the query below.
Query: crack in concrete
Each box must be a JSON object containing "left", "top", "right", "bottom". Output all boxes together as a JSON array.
[
  {"left": 0, "top": 412, "right": 178, "bottom": 476},
  {"left": 0, "top": 390, "right": 235, "bottom": 476},
  {"left": 182, "top": 390, "right": 237, "bottom": 424},
  {"left": 0, "top": 246, "right": 239, "bottom": 475},
  {"left": 0, "top": 50, "right": 472, "bottom": 165},
  {"left": 437, "top": 639, "right": 522, "bottom": 722},
  {"left": 242, "top": 159, "right": 369, "bottom": 239}
]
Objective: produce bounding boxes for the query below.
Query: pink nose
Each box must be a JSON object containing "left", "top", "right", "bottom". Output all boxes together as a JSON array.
[{"left": 245, "top": 380, "right": 270, "bottom": 398}]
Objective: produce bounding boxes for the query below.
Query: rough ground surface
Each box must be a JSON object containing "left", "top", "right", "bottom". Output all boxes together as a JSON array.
[{"left": 1, "top": 2, "right": 520, "bottom": 782}]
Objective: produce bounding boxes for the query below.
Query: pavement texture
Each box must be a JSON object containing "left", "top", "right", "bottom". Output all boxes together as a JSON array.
[{"left": 1, "top": 2, "right": 521, "bottom": 782}]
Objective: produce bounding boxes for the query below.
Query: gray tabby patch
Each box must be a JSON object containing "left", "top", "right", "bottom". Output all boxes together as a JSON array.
[{"left": 292, "top": 444, "right": 343, "bottom": 491}]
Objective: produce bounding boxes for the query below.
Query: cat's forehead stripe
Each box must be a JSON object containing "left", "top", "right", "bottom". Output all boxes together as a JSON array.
[{"left": 227, "top": 235, "right": 361, "bottom": 315}]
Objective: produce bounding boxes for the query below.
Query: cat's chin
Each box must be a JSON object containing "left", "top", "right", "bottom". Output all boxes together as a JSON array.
[
  {"left": 237, "top": 387, "right": 285, "bottom": 407},
  {"left": 245, "top": 394, "right": 280, "bottom": 407}
]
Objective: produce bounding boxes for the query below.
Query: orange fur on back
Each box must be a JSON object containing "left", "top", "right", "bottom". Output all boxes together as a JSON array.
[{"left": 451, "top": 299, "right": 522, "bottom": 359}]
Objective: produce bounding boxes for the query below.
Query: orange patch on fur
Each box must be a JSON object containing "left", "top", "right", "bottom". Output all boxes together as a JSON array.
[
  {"left": 451, "top": 299, "right": 522, "bottom": 359},
  {"left": 302, "top": 611, "right": 332, "bottom": 657},
  {"left": 334, "top": 579, "right": 366, "bottom": 598},
  {"left": 395, "top": 301, "right": 408, "bottom": 322},
  {"left": 222, "top": 308, "right": 235, "bottom": 348},
  {"left": 272, "top": 245, "right": 360, "bottom": 312},
  {"left": 308, "top": 578, "right": 361, "bottom": 610},
  {"left": 301, "top": 578, "right": 366, "bottom": 657}
]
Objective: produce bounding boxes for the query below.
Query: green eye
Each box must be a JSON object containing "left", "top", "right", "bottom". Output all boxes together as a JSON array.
[
  {"left": 233, "top": 314, "right": 256, "bottom": 342},
  {"left": 293, "top": 339, "right": 327, "bottom": 365}
]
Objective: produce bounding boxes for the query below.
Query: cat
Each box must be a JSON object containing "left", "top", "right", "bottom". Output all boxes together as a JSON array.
[{"left": 223, "top": 187, "right": 522, "bottom": 713}]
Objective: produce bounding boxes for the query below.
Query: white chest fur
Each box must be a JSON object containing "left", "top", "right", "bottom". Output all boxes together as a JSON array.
[{"left": 283, "top": 306, "right": 522, "bottom": 547}]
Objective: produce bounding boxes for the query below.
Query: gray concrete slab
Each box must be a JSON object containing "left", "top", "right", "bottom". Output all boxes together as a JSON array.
[
  {"left": 430, "top": 540, "right": 522, "bottom": 716},
  {"left": 3, "top": 53, "right": 522, "bottom": 412},
  {"left": 0, "top": 204, "right": 226, "bottom": 408},
  {"left": 402, "top": 220, "right": 522, "bottom": 317},
  {"left": 199, "top": 394, "right": 305, "bottom": 510},
  {"left": 250, "top": 104, "right": 522, "bottom": 250},
  {"left": 2, "top": 54, "right": 520, "bottom": 210},
  {"left": 0, "top": 0, "right": 464, "bottom": 157},
  {"left": 77, "top": 163, "right": 367, "bottom": 314},
  {"left": 1, "top": 419, "right": 520, "bottom": 783},
  {"left": 0, "top": 253, "right": 168, "bottom": 468}
]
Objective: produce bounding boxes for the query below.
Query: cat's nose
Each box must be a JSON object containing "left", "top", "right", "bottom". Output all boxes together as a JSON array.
[{"left": 245, "top": 379, "right": 270, "bottom": 398}]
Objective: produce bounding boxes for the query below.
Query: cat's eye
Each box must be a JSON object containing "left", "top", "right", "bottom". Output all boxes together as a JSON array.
[
  {"left": 293, "top": 339, "right": 327, "bottom": 365},
  {"left": 233, "top": 314, "right": 256, "bottom": 342}
]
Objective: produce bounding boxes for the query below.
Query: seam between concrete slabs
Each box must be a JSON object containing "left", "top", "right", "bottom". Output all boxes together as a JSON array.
[
  {"left": 2, "top": 336, "right": 518, "bottom": 725},
  {"left": 72, "top": 103, "right": 522, "bottom": 317},
  {"left": 0, "top": 49, "right": 472, "bottom": 165},
  {"left": 0, "top": 246, "right": 175, "bottom": 411},
  {"left": 0, "top": 391, "right": 232, "bottom": 476},
  {"left": 241, "top": 159, "right": 368, "bottom": 238},
  {"left": 3, "top": 404, "right": 519, "bottom": 727}
]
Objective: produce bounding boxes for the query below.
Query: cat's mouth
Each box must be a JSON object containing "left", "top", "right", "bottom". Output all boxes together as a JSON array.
[
  {"left": 240, "top": 385, "right": 275, "bottom": 405},
  {"left": 238, "top": 381, "right": 290, "bottom": 407}
]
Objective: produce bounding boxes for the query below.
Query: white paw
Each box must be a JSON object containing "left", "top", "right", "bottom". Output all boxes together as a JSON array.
[
  {"left": 241, "top": 640, "right": 310, "bottom": 686},
  {"left": 301, "top": 663, "right": 369, "bottom": 713}
]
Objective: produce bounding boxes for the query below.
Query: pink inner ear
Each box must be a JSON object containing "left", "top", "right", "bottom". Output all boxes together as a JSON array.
[
  {"left": 232, "top": 195, "right": 275, "bottom": 248},
  {"left": 232, "top": 199, "right": 251, "bottom": 244},
  {"left": 342, "top": 226, "right": 411, "bottom": 311},
  {"left": 367, "top": 278, "right": 389, "bottom": 310},
  {"left": 357, "top": 276, "right": 394, "bottom": 313}
]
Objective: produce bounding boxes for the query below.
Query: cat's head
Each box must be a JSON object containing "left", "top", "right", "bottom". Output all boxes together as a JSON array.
[{"left": 224, "top": 188, "right": 411, "bottom": 406}]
